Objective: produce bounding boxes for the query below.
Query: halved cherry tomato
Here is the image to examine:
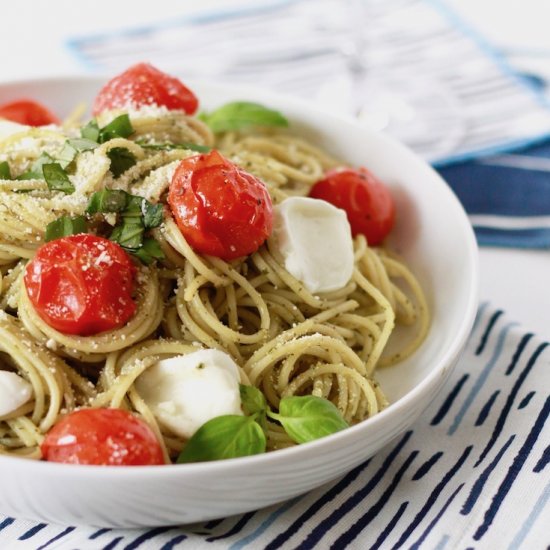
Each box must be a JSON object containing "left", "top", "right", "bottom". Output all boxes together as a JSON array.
[
  {"left": 309, "top": 167, "right": 395, "bottom": 245},
  {"left": 0, "top": 99, "right": 59, "bottom": 126},
  {"left": 168, "top": 150, "right": 273, "bottom": 260},
  {"left": 24, "top": 235, "right": 136, "bottom": 336},
  {"left": 93, "top": 62, "right": 199, "bottom": 116},
  {"left": 41, "top": 408, "right": 165, "bottom": 466}
]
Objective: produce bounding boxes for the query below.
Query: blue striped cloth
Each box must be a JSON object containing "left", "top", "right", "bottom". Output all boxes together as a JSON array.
[
  {"left": 1, "top": 304, "right": 548, "bottom": 549},
  {"left": 437, "top": 140, "right": 550, "bottom": 248}
]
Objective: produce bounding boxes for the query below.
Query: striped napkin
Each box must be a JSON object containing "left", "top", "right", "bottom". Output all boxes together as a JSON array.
[
  {"left": 437, "top": 141, "right": 550, "bottom": 248},
  {"left": 1, "top": 304, "right": 548, "bottom": 549}
]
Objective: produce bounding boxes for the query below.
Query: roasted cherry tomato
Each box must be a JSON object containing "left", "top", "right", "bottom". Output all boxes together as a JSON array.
[
  {"left": 309, "top": 167, "right": 395, "bottom": 245},
  {"left": 41, "top": 408, "right": 165, "bottom": 466},
  {"left": 0, "top": 99, "right": 59, "bottom": 126},
  {"left": 24, "top": 235, "right": 136, "bottom": 336},
  {"left": 168, "top": 150, "right": 273, "bottom": 260},
  {"left": 93, "top": 62, "right": 199, "bottom": 116}
]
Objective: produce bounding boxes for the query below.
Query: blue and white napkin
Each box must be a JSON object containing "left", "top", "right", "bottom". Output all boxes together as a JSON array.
[{"left": 0, "top": 304, "right": 548, "bottom": 549}]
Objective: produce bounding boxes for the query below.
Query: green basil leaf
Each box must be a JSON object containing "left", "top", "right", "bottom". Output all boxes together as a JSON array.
[
  {"left": 177, "top": 415, "right": 266, "bottom": 463},
  {"left": 270, "top": 395, "right": 348, "bottom": 444},
  {"left": 110, "top": 222, "right": 144, "bottom": 250},
  {"left": 56, "top": 142, "right": 78, "bottom": 170},
  {"left": 137, "top": 140, "right": 211, "bottom": 153},
  {"left": 132, "top": 237, "right": 165, "bottom": 265},
  {"left": 106, "top": 147, "right": 137, "bottom": 178},
  {"left": 0, "top": 161, "right": 11, "bottom": 180},
  {"left": 42, "top": 163, "right": 75, "bottom": 194},
  {"left": 86, "top": 189, "right": 129, "bottom": 214},
  {"left": 81, "top": 119, "right": 100, "bottom": 142},
  {"left": 45, "top": 215, "right": 88, "bottom": 242},
  {"left": 17, "top": 152, "right": 54, "bottom": 180},
  {"left": 67, "top": 137, "right": 99, "bottom": 152},
  {"left": 200, "top": 101, "right": 289, "bottom": 133},
  {"left": 239, "top": 384, "right": 268, "bottom": 417},
  {"left": 99, "top": 114, "right": 134, "bottom": 143},
  {"left": 142, "top": 201, "right": 164, "bottom": 229}
]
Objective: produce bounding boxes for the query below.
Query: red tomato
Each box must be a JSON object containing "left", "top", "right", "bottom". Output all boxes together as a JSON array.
[
  {"left": 309, "top": 167, "right": 395, "bottom": 245},
  {"left": 41, "top": 408, "right": 165, "bottom": 466},
  {"left": 24, "top": 235, "right": 137, "bottom": 336},
  {"left": 93, "top": 62, "right": 198, "bottom": 116},
  {"left": 0, "top": 99, "right": 59, "bottom": 126},
  {"left": 168, "top": 150, "right": 273, "bottom": 260}
]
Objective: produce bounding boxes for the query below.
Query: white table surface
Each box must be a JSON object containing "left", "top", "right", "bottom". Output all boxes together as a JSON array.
[{"left": 1, "top": 0, "right": 548, "bottom": 340}]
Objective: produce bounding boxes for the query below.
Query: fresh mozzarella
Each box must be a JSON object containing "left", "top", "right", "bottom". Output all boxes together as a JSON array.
[
  {"left": 270, "top": 196, "right": 354, "bottom": 293},
  {"left": 135, "top": 349, "right": 242, "bottom": 439},
  {"left": 0, "top": 371, "right": 33, "bottom": 416},
  {"left": 0, "top": 120, "right": 29, "bottom": 140}
]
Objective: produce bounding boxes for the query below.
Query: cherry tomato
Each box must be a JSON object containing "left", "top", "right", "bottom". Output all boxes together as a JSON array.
[
  {"left": 93, "top": 62, "right": 199, "bottom": 116},
  {"left": 0, "top": 99, "right": 59, "bottom": 126},
  {"left": 41, "top": 408, "right": 165, "bottom": 466},
  {"left": 309, "top": 167, "right": 395, "bottom": 245},
  {"left": 168, "top": 150, "right": 273, "bottom": 260},
  {"left": 24, "top": 235, "right": 137, "bottom": 336}
]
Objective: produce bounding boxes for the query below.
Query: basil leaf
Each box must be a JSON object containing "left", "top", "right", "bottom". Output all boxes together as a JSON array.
[
  {"left": 99, "top": 114, "right": 134, "bottom": 143},
  {"left": 67, "top": 138, "right": 99, "bottom": 152},
  {"left": 269, "top": 396, "right": 348, "bottom": 444},
  {"left": 81, "top": 119, "right": 100, "bottom": 142},
  {"left": 17, "top": 152, "right": 54, "bottom": 180},
  {"left": 137, "top": 140, "right": 211, "bottom": 153},
  {"left": 239, "top": 384, "right": 267, "bottom": 417},
  {"left": 106, "top": 147, "right": 137, "bottom": 178},
  {"left": 132, "top": 237, "right": 165, "bottom": 265},
  {"left": 110, "top": 222, "right": 144, "bottom": 250},
  {"left": 86, "top": 189, "right": 129, "bottom": 214},
  {"left": 42, "top": 163, "right": 75, "bottom": 194},
  {"left": 45, "top": 215, "right": 88, "bottom": 242},
  {"left": 177, "top": 415, "right": 266, "bottom": 463},
  {"left": 142, "top": 201, "right": 164, "bottom": 229},
  {"left": 57, "top": 143, "right": 77, "bottom": 169},
  {"left": 200, "top": 102, "right": 289, "bottom": 133},
  {"left": 0, "top": 161, "right": 11, "bottom": 179}
]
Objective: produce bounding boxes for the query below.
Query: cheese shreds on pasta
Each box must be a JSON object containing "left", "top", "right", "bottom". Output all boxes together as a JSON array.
[{"left": 0, "top": 105, "right": 429, "bottom": 461}]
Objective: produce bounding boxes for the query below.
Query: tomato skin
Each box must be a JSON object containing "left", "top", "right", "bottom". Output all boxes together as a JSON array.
[
  {"left": 309, "top": 167, "right": 395, "bottom": 245},
  {"left": 93, "top": 62, "right": 199, "bottom": 116},
  {"left": 41, "top": 408, "right": 165, "bottom": 466},
  {"left": 168, "top": 150, "right": 273, "bottom": 260},
  {"left": 0, "top": 99, "right": 59, "bottom": 126},
  {"left": 24, "top": 235, "right": 137, "bottom": 336}
]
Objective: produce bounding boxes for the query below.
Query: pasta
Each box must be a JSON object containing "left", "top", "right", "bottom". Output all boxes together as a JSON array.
[{"left": 0, "top": 92, "right": 429, "bottom": 463}]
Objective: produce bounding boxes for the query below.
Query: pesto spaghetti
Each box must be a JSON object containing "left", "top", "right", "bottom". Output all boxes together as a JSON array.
[{"left": 0, "top": 63, "right": 429, "bottom": 465}]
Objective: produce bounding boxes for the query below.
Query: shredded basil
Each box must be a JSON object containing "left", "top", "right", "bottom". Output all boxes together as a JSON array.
[
  {"left": 98, "top": 114, "right": 134, "bottom": 143},
  {"left": 86, "top": 189, "right": 129, "bottom": 214},
  {"left": 199, "top": 101, "right": 289, "bottom": 133},
  {"left": 131, "top": 237, "right": 165, "bottom": 265},
  {"left": 42, "top": 163, "right": 75, "bottom": 194},
  {"left": 81, "top": 119, "right": 100, "bottom": 142},
  {"left": 106, "top": 147, "right": 137, "bottom": 178},
  {"left": 17, "top": 153, "right": 54, "bottom": 180},
  {"left": 0, "top": 161, "right": 11, "bottom": 180},
  {"left": 45, "top": 215, "right": 88, "bottom": 242}
]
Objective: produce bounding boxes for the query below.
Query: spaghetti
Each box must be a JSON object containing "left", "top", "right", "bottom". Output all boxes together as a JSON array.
[{"left": 0, "top": 99, "right": 429, "bottom": 462}]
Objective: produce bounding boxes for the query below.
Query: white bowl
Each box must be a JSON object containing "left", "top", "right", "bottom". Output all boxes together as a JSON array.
[{"left": 0, "top": 76, "right": 479, "bottom": 527}]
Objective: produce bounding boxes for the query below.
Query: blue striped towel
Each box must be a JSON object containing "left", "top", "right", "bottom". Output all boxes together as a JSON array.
[
  {"left": 1, "top": 304, "right": 548, "bottom": 549},
  {"left": 437, "top": 140, "right": 550, "bottom": 249}
]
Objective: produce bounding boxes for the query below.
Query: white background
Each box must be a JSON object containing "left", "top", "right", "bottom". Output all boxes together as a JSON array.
[{"left": 0, "top": 0, "right": 548, "bottom": 339}]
